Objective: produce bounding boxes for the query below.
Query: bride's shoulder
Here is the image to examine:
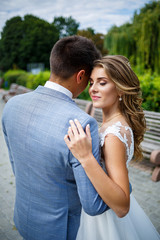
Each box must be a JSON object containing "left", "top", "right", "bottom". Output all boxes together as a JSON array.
[
  {"left": 99, "top": 121, "right": 133, "bottom": 147},
  {"left": 99, "top": 121, "right": 129, "bottom": 134}
]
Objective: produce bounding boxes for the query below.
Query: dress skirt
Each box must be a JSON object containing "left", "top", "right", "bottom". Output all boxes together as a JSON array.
[{"left": 76, "top": 193, "right": 160, "bottom": 240}]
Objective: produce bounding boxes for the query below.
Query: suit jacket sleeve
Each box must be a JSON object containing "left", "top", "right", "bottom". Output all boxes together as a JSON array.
[
  {"left": 2, "top": 105, "right": 15, "bottom": 175},
  {"left": 69, "top": 116, "right": 109, "bottom": 216}
]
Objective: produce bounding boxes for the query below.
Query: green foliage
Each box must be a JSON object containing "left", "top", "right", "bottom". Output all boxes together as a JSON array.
[
  {"left": 0, "top": 17, "right": 23, "bottom": 71},
  {"left": 104, "top": 1, "right": 160, "bottom": 73},
  {"left": 138, "top": 72, "right": 160, "bottom": 112},
  {"left": 0, "top": 14, "right": 82, "bottom": 72},
  {"left": 19, "top": 15, "right": 59, "bottom": 70},
  {"left": 78, "top": 84, "right": 91, "bottom": 100},
  {"left": 3, "top": 70, "right": 27, "bottom": 86},
  {"left": 133, "top": 1, "right": 160, "bottom": 72},
  {"left": 3, "top": 69, "right": 160, "bottom": 112},
  {"left": 104, "top": 23, "right": 135, "bottom": 59},
  {"left": 79, "top": 72, "right": 160, "bottom": 112},
  {"left": 16, "top": 73, "right": 30, "bottom": 86},
  {"left": 26, "top": 71, "right": 50, "bottom": 89},
  {"left": 3, "top": 70, "right": 50, "bottom": 89},
  {"left": 0, "top": 15, "right": 59, "bottom": 71},
  {"left": 77, "top": 28, "right": 108, "bottom": 55},
  {"left": 53, "top": 16, "right": 79, "bottom": 38}
]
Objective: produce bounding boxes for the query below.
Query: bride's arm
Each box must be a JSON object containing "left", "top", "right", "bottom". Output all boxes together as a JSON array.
[{"left": 64, "top": 119, "right": 130, "bottom": 218}]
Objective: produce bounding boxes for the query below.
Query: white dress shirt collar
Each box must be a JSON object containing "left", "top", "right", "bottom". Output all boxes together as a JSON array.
[{"left": 44, "top": 81, "right": 73, "bottom": 99}]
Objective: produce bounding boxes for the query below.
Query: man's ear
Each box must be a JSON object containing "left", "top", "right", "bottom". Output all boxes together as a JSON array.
[{"left": 76, "top": 70, "right": 85, "bottom": 84}]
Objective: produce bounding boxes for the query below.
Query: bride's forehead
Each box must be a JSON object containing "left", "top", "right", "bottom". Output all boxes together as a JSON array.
[{"left": 90, "top": 68, "right": 109, "bottom": 80}]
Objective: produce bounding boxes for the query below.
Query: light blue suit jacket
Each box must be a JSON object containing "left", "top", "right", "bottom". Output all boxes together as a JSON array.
[{"left": 2, "top": 86, "right": 108, "bottom": 240}]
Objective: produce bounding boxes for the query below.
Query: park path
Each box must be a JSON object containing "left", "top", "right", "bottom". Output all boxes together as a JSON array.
[{"left": 0, "top": 91, "right": 160, "bottom": 239}]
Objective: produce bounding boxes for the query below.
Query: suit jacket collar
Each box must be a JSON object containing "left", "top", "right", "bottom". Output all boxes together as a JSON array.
[
  {"left": 34, "top": 85, "right": 76, "bottom": 104},
  {"left": 44, "top": 81, "right": 73, "bottom": 99}
]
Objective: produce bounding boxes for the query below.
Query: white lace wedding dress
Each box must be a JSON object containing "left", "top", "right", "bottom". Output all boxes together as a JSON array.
[{"left": 76, "top": 122, "right": 160, "bottom": 240}]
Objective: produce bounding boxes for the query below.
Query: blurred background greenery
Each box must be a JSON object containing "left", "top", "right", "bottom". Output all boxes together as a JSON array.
[{"left": 0, "top": 1, "right": 160, "bottom": 112}]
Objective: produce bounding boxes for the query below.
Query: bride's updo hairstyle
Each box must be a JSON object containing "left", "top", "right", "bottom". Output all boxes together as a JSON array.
[{"left": 94, "top": 55, "right": 146, "bottom": 160}]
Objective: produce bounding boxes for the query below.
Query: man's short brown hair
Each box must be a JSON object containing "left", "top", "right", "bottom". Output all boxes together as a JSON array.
[{"left": 50, "top": 35, "right": 101, "bottom": 79}]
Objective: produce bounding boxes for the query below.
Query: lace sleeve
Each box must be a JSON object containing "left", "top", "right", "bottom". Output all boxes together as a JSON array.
[{"left": 99, "top": 121, "right": 134, "bottom": 165}]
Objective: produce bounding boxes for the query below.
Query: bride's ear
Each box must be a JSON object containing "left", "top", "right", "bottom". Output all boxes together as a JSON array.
[
  {"left": 77, "top": 70, "right": 85, "bottom": 84},
  {"left": 117, "top": 90, "right": 123, "bottom": 99}
]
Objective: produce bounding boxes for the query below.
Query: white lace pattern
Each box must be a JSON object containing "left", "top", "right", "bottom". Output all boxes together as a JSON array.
[{"left": 99, "top": 121, "right": 134, "bottom": 167}]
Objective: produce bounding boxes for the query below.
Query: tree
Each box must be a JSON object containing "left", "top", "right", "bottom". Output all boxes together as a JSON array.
[
  {"left": 0, "top": 15, "right": 59, "bottom": 71},
  {"left": 19, "top": 15, "right": 59, "bottom": 69},
  {"left": 53, "top": 16, "right": 79, "bottom": 38},
  {"left": 104, "top": 1, "right": 160, "bottom": 73},
  {"left": 0, "top": 16, "right": 23, "bottom": 71},
  {"left": 133, "top": 1, "right": 160, "bottom": 72},
  {"left": 104, "top": 23, "right": 135, "bottom": 60},
  {"left": 78, "top": 28, "right": 108, "bottom": 55}
]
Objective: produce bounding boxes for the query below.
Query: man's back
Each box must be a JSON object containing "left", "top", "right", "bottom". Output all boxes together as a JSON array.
[{"left": 2, "top": 86, "right": 107, "bottom": 240}]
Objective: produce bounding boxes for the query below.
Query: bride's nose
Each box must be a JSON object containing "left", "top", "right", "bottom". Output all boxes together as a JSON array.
[{"left": 90, "top": 83, "right": 98, "bottom": 93}]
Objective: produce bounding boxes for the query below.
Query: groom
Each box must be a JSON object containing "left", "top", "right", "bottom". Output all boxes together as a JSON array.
[{"left": 2, "top": 35, "right": 108, "bottom": 240}]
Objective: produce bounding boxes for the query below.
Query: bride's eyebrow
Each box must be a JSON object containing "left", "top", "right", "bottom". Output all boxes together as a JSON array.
[
  {"left": 89, "top": 77, "right": 108, "bottom": 81},
  {"left": 97, "top": 77, "right": 108, "bottom": 81}
]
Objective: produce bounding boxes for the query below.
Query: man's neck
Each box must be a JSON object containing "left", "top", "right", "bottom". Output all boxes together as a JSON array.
[
  {"left": 49, "top": 74, "right": 76, "bottom": 97},
  {"left": 45, "top": 80, "right": 73, "bottom": 99}
]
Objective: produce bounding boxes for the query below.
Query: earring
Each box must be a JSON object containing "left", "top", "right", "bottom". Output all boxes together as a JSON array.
[{"left": 119, "top": 96, "right": 122, "bottom": 101}]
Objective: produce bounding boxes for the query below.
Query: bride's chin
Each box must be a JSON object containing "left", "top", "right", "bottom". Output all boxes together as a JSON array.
[{"left": 92, "top": 102, "right": 101, "bottom": 108}]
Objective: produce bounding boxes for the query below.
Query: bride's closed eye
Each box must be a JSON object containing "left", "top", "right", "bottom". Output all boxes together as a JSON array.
[
  {"left": 100, "top": 81, "right": 107, "bottom": 86},
  {"left": 89, "top": 81, "right": 107, "bottom": 86}
]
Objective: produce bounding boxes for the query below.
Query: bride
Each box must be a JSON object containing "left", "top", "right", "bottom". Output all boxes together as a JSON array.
[{"left": 64, "top": 55, "right": 160, "bottom": 240}]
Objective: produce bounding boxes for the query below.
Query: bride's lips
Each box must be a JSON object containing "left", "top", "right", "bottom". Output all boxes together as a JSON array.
[{"left": 91, "top": 96, "right": 101, "bottom": 100}]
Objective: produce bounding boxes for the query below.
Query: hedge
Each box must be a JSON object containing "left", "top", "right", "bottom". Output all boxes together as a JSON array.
[
  {"left": 3, "top": 69, "right": 160, "bottom": 112},
  {"left": 3, "top": 70, "right": 50, "bottom": 89},
  {"left": 139, "top": 72, "right": 160, "bottom": 112}
]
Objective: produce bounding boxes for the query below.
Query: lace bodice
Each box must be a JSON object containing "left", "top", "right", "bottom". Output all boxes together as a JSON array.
[{"left": 99, "top": 121, "right": 134, "bottom": 167}]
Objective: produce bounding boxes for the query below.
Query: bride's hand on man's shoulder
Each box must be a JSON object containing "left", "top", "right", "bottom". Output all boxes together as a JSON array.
[{"left": 64, "top": 119, "right": 93, "bottom": 164}]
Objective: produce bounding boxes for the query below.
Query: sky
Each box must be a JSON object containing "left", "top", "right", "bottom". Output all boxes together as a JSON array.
[{"left": 0, "top": 0, "right": 151, "bottom": 35}]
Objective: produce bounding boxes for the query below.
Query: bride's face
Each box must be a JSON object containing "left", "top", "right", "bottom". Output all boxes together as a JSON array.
[{"left": 89, "top": 67, "right": 119, "bottom": 111}]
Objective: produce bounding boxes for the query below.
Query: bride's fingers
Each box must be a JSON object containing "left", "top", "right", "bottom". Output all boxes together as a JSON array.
[
  {"left": 68, "top": 126, "right": 74, "bottom": 141},
  {"left": 74, "top": 119, "right": 85, "bottom": 136},
  {"left": 86, "top": 124, "right": 91, "bottom": 139},
  {"left": 69, "top": 120, "right": 79, "bottom": 136},
  {"left": 64, "top": 134, "right": 71, "bottom": 148}
]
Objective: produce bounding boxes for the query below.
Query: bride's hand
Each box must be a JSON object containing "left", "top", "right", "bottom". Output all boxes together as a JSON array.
[{"left": 64, "top": 119, "right": 93, "bottom": 164}]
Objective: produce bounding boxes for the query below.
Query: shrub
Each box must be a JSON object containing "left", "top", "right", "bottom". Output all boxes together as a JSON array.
[
  {"left": 78, "top": 84, "right": 91, "bottom": 100},
  {"left": 2, "top": 69, "right": 160, "bottom": 112},
  {"left": 26, "top": 71, "right": 50, "bottom": 89},
  {"left": 79, "top": 72, "right": 160, "bottom": 112},
  {"left": 16, "top": 73, "right": 30, "bottom": 87},
  {"left": 3, "top": 69, "right": 51, "bottom": 90},
  {"left": 3, "top": 70, "right": 26, "bottom": 88},
  {"left": 138, "top": 72, "right": 160, "bottom": 112}
]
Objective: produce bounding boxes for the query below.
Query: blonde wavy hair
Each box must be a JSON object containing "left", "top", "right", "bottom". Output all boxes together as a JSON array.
[{"left": 94, "top": 55, "right": 146, "bottom": 160}]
